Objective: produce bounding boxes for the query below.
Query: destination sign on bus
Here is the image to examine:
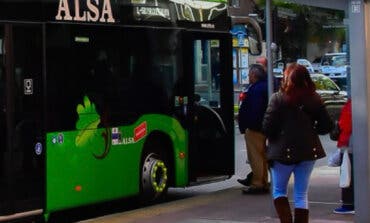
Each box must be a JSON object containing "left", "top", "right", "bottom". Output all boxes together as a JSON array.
[
  {"left": 134, "top": 6, "right": 171, "bottom": 20},
  {"left": 55, "top": 0, "right": 116, "bottom": 23}
]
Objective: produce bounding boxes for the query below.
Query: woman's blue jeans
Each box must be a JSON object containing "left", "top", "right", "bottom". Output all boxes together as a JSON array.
[{"left": 270, "top": 160, "right": 315, "bottom": 209}]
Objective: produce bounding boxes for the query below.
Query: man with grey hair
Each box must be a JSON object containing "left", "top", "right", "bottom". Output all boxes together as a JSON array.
[
  {"left": 237, "top": 64, "right": 269, "bottom": 194},
  {"left": 256, "top": 56, "right": 268, "bottom": 70}
]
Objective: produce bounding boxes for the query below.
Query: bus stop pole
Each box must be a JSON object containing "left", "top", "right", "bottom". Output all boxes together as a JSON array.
[
  {"left": 348, "top": 1, "right": 370, "bottom": 221},
  {"left": 265, "top": 0, "right": 277, "bottom": 218},
  {"left": 266, "top": 0, "right": 274, "bottom": 98}
]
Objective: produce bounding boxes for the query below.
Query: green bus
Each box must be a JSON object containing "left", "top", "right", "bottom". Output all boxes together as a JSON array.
[{"left": 0, "top": 0, "right": 261, "bottom": 221}]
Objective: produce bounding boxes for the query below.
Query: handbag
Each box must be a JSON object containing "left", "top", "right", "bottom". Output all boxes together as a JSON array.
[
  {"left": 339, "top": 149, "right": 351, "bottom": 188},
  {"left": 328, "top": 149, "right": 342, "bottom": 167},
  {"left": 330, "top": 121, "right": 341, "bottom": 141}
]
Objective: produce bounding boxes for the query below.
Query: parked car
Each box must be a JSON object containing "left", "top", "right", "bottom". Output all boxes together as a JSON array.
[
  {"left": 297, "top": 58, "right": 314, "bottom": 73},
  {"left": 313, "top": 73, "right": 348, "bottom": 121},
  {"left": 319, "top": 52, "right": 348, "bottom": 79},
  {"left": 273, "top": 59, "right": 285, "bottom": 75},
  {"left": 311, "top": 57, "right": 322, "bottom": 72},
  {"left": 274, "top": 73, "right": 347, "bottom": 121},
  {"left": 273, "top": 58, "right": 314, "bottom": 75}
]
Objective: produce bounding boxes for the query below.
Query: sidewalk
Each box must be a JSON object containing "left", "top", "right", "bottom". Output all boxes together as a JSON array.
[{"left": 81, "top": 166, "right": 354, "bottom": 223}]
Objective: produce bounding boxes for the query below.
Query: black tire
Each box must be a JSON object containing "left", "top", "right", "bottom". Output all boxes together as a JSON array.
[{"left": 140, "top": 152, "right": 169, "bottom": 202}]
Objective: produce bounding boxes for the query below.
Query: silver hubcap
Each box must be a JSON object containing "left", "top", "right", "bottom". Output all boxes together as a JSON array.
[{"left": 142, "top": 153, "right": 168, "bottom": 198}]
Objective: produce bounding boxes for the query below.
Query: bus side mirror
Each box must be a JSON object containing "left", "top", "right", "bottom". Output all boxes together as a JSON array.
[
  {"left": 245, "top": 18, "right": 262, "bottom": 56},
  {"left": 248, "top": 37, "right": 261, "bottom": 56}
]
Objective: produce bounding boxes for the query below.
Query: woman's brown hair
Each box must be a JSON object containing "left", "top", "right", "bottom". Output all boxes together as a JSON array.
[{"left": 281, "top": 63, "right": 316, "bottom": 105}]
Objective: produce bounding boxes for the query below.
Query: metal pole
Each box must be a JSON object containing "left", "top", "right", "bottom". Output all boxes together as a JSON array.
[
  {"left": 348, "top": 1, "right": 370, "bottom": 222},
  {"left": 266, "top": 0, "right": 274, "bottom": 97},
  {"left": 266, "top": 0, "right": 276, "bottom": 218}
]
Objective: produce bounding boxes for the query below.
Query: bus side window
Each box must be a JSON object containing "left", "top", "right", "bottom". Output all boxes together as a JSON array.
[{"left": 194, "top": 39, "right": 221, "bottom": 108}]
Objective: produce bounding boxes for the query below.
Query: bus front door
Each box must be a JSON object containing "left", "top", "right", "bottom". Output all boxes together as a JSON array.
[
  {"left": 188, "top": 37, "right": 234, "bottom": 183},
  {"left": 0, "top": 24, "right": 44, "bottom": 217}
]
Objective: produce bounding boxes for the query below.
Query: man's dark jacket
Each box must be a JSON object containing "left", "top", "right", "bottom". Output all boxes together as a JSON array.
[{"left": 238, "top": 79, "right": 268, "bottom": 133}]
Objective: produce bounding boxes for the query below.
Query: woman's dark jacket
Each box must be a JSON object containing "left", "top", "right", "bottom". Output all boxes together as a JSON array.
[
  {"left": 238, "top": 79, "right": 268, "bottom": 133},
  {"left": 262, "top": 92, "right": 334, "bottom": 164}
]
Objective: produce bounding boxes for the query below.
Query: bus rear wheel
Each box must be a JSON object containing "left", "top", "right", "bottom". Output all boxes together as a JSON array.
[{"left": 141, "top": 152, "right": 169, "bottom": 202}]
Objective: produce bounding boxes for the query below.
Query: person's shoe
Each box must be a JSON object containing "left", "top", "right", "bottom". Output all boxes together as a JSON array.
[
  {"left": 237, "top": 172, "right": 253, "bottom": 186},
  {"left": 237, "top": 178, "right": 250, "bottom": 186},
  {"left": 333, "top": 206, "right": 355, "bottom": 215},
  {"left": 242, "top": 186, "right": 269, "bottom": 195}
]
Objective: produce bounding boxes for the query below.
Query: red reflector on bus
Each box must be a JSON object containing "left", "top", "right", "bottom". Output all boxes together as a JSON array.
[
  {"left": 179, "top": 152, "right": 186, "bottom": 159},
  {"left": 75, "top": 185, "right": 82, "bottom": 192}
]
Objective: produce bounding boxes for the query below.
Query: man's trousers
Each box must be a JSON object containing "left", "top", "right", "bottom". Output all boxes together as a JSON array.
[{"left": 245, "top": 129, "right": 268, "bottom": 188}]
